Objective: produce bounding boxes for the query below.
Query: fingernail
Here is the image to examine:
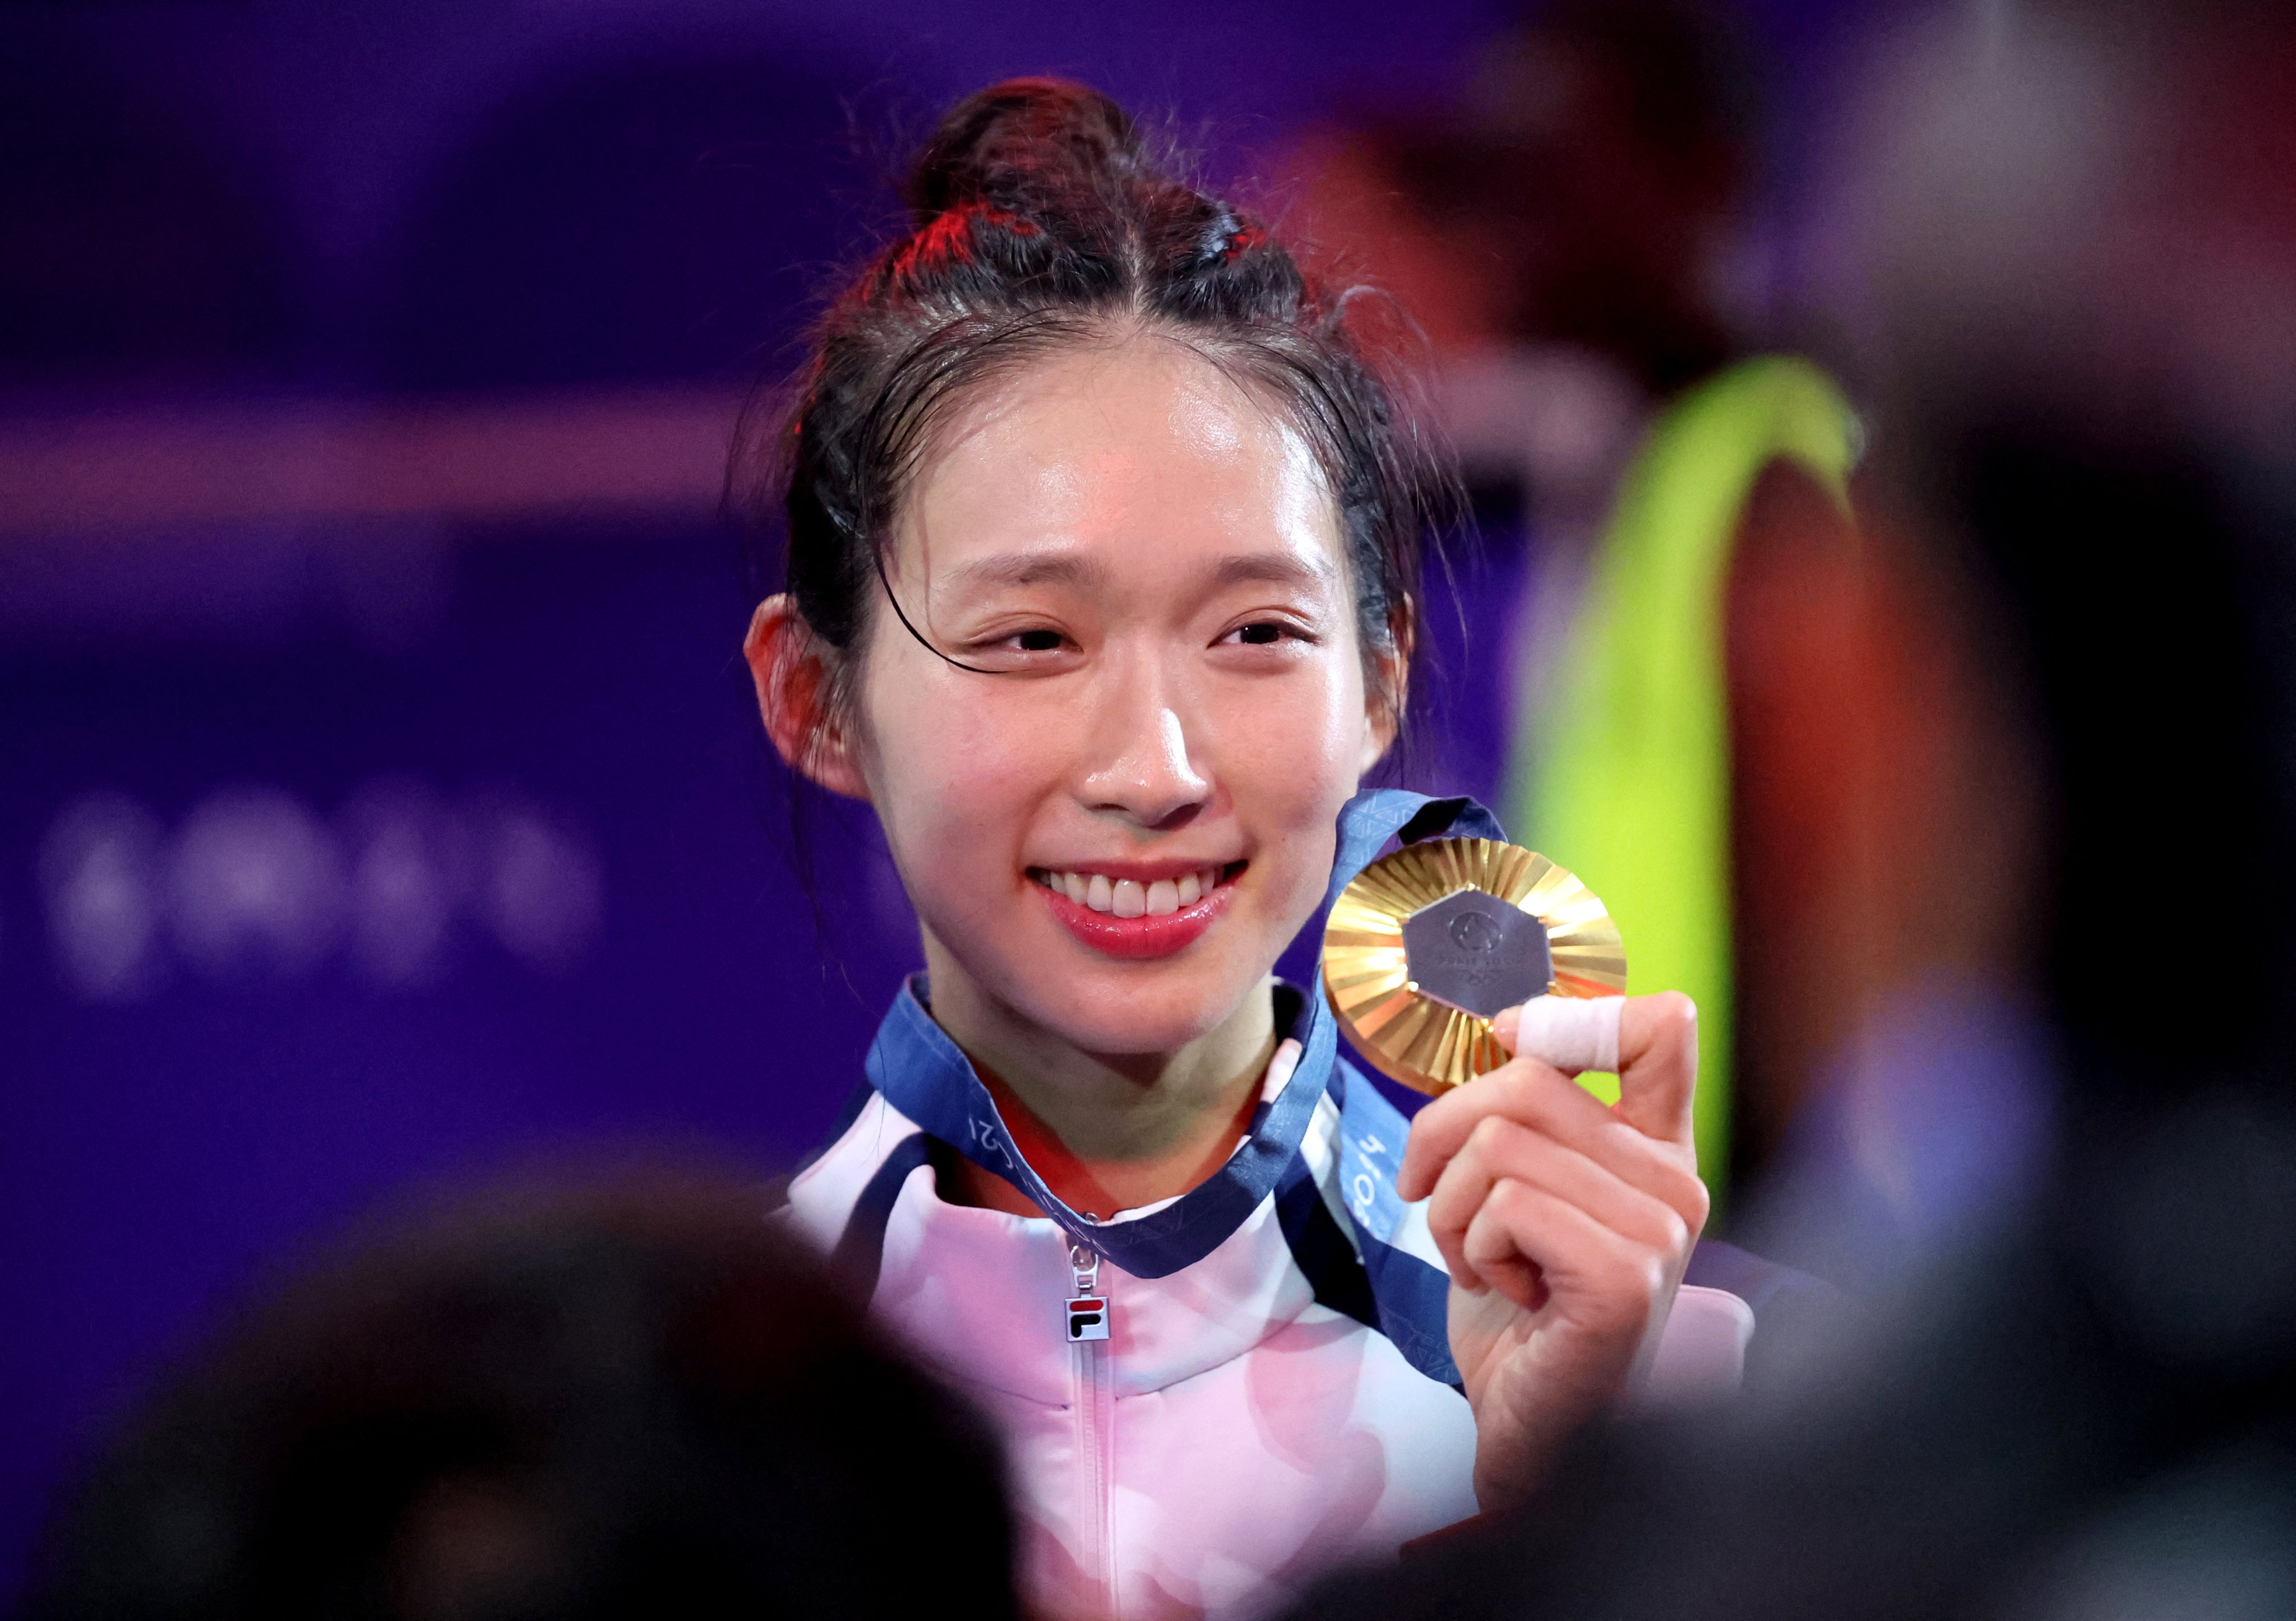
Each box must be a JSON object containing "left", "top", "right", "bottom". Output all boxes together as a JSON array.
[{"left": 1492, "top": 1005, "right": 1522, "bottom": 1053}]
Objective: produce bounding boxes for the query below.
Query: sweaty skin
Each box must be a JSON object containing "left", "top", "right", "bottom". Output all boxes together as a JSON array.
[{"left": 746, "top": 329, "right": 1704, "bottom": 1505}]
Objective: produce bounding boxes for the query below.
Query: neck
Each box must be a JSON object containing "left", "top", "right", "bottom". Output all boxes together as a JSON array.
[{"left": 917, "top": 934, "right": 1279, "bottom": 1221}]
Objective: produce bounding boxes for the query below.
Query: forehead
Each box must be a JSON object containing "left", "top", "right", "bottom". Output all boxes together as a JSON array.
[{"left": 898, "top": 336, "right": 1342, "bottom": 580}]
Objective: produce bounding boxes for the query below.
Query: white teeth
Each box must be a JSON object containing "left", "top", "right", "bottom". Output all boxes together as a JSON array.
[{"left": 1042, "top": 866, "right": 1231, "bottom": 915}]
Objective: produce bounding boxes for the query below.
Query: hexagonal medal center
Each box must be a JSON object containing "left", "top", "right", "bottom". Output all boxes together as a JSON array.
[{"left": 1400, "top": 889, "right": 1553, "bottom": 1018}]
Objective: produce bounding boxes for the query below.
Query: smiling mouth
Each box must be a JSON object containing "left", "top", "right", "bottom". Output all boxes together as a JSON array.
[
  {"left": 1024, "top": 862, "right": 1246, "bottom": 959},
  {"left": 1025, "top": 862, "right": 1246, "bottom": 916}
]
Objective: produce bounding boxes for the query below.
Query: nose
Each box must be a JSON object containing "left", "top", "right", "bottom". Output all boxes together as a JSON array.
[{"left": 1078, "top": 655, "right": 1209, "bottom": 831}]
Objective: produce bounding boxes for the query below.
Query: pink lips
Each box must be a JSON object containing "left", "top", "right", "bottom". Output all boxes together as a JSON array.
[{"left": 1038, "top": 876, "right": 1236, "bottom": 959}]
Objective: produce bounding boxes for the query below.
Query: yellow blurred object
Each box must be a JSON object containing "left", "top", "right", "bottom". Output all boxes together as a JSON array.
[{"left": 1510, "top": 356, "right": 1858, "bottom": 1198}]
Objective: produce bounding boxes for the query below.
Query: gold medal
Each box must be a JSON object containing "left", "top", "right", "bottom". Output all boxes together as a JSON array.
[{"left": 1321, "top": 839, "right": 1625, "bottom": 1095}]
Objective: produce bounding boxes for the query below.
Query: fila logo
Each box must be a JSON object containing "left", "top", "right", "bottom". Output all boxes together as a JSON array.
[{"left": 1066, "top": 1297, "right": 1109, "bottom": 1341}]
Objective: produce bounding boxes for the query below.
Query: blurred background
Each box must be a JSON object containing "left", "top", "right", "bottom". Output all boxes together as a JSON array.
[{"left": 0, "top": 0, "right": 2113, "bottom": 1599}]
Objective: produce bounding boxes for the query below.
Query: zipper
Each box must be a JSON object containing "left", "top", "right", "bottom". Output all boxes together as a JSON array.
[{"left": 1068, "top": 1239, "right": 1116, "bottom": 1614}]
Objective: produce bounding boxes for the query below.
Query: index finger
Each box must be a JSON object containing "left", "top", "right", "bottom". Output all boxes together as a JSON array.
[{"left": 1494, "top": 990, "right": 1699, "bottom": 1150}]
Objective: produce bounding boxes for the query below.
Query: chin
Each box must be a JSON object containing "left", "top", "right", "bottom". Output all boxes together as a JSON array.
[
  {"left": 940, "top": 915, "right": 1271, "bottom": 1052},
  {"left": 1018, "top": 961, "right": 1257, "bottom": 1058}
]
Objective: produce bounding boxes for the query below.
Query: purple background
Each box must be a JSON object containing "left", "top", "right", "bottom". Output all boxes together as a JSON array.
[{"left": 0, "top": 0, "right": 1870, "bottom": 1596}]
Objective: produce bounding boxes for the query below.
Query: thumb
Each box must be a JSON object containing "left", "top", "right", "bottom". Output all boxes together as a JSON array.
[{"left": 1611, "top": 992, "right": 1699, "bottom": 1149}]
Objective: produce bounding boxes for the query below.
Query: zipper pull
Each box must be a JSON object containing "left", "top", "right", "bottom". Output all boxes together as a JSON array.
[{"left": 1065, "top": 1240, "right": 1110, "bottom": 1342}]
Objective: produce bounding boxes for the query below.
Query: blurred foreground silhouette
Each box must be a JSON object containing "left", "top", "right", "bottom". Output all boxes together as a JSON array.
[{"left": 20, "top": 1171, "right": 1021, "bottom": 1621}]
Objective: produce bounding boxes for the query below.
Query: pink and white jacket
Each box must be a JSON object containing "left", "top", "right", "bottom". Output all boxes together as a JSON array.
[{"left": 784, "top": 793, "right": 1768, "bottom": 1620}]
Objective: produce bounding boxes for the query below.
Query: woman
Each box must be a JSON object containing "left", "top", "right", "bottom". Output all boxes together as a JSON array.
[{"left": 741, "top": 79, "right": 1743, "bottom": 1621}]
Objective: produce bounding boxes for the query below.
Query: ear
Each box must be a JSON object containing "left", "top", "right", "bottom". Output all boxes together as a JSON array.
[
  {"left": 1357, "top": 599, "right": 1415, "bottom": 774},
  {"left": 744, "top": 595, "right": 871, "bottom": 801}
]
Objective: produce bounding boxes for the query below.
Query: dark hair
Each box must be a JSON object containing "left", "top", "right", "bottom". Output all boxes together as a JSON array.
[
  {"left": 728, "top": 77, "right": 1454, "bottom": 739},
  {"left": 23, "top": 1173, "right": 1019, "bottom": 1621}
]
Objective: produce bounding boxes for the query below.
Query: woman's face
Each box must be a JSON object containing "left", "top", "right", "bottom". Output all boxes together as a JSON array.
[{"left": 845, "top": 337, "right": 1390, "bottom": 1056}]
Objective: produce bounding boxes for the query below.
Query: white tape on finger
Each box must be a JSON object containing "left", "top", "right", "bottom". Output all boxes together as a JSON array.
[{"left": 1512, "top": 995, "right": 1623, "bottom": 1075}]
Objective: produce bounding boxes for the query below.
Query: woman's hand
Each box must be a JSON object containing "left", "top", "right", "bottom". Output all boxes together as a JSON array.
[{"left": 1397, "top": 992, "right": 1707, "bottom": 1509}]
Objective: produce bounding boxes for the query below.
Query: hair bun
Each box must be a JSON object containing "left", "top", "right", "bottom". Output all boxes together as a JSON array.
[{"left": 905, "top": 77, "right": 1148, "bottom": 224}]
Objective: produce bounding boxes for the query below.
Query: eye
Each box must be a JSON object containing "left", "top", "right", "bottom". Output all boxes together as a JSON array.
[
  {"left": 1221, "top": 618, "right": 1310, "bottom": 649},
  {"left": 963, "top": 622, "right": 1079, "bottom": 670}
]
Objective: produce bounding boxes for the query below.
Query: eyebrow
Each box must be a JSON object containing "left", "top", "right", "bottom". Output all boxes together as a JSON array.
[
  {"left": 935, "top": 548, "right": 1337, "bottom": 598},
  {"left": 1207, "top": 552, "right": 1339, "bottom": 593},
  {"left": 939, "top": 551, "right": 1112, "bottom": 594}
]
